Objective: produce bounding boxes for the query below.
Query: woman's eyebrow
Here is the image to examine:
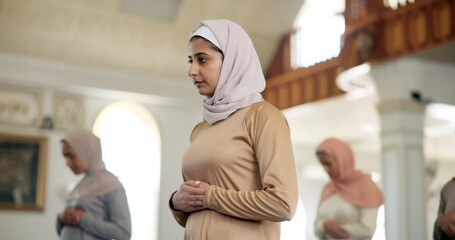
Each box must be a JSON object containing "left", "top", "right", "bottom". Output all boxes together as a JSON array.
[{"left": 188, "top": 52, "right": 208, "bottom": 58}]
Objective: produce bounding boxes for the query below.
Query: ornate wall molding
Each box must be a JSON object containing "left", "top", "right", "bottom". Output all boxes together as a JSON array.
[{"left": 0, "top": 85, "right": 42, "bottom": 127}]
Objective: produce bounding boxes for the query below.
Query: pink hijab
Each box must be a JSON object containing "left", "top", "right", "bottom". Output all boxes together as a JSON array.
[
  {"left": 62, "top": 130, "right": 123, "bottom": 200},
  {"left": 190, "top": 19, "right": 265, "bottom": 125},
  {"left": 317, "top": 138, "right": 383, "bottom": 208}
]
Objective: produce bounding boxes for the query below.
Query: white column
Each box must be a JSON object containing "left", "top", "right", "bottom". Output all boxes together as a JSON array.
[
  {"left": 377, "top": 99, "right": 426, "bottom": 240},
  {"left": 369, "top": 57, "right": 455, "bottom": 240}
]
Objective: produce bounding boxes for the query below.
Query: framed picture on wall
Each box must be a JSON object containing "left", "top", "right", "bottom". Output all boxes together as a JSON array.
[{"left": 0, "top": 134, "right": 47, "bottom": 211}]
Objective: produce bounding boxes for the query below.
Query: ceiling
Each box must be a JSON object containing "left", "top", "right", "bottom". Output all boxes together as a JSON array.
[
  {"left": 119, "top": 0, "right": 183, "bottom": 21},
  {"left": 116, "top": 0, "right": 304, "bottom": 79},
  {"left": 0, "top": 0, "right": 305, "bottom": 82}
]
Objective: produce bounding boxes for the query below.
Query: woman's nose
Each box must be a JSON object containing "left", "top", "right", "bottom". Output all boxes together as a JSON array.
[{"left": 188, "top": 62, "right": 198, "bottom": 77}]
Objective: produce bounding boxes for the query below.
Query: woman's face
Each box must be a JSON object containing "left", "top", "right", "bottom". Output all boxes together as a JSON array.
[
  {"left": 188, "top": 37, "right": 223, "bottom": 97},
  {"left": 317, "top": 152, "right": 340, "bottom": 179},
  {"left": 62, "top": 142, "right": 86, "bottom": 175}
]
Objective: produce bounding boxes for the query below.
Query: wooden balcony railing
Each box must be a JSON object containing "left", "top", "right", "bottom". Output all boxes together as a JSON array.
[
  {"left": 263, "top": 58, "right": 343, "bottom": 110},
  {"left": 264, "top": 0, "right": 455, "bottom": 110}
]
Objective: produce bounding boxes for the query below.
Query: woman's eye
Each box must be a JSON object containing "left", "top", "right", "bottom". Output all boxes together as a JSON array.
[
  {"left": 198, "top": 58, "right": 206, "bottom": 63},
  {"left": 188, "top": 58, "right": 193, "bottom": 64}
]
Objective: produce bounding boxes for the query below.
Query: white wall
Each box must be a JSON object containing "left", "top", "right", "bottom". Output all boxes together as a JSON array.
[
  {"left": 0, "top": 54, "right": 202, "bottom": 240},
  {"left": 0, "top": 126, "right": 76, "bottom": 240}
]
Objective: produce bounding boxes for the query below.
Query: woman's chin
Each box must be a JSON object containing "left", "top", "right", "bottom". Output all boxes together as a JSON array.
[{"left": 198, "top": 90, "right": 214, "bottom": 98}]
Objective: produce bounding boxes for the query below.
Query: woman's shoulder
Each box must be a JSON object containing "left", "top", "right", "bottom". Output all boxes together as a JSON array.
[
  {"left": 192, "top": 121, "right": 207, "bottom": 131},
  {"left": 188, "top": 120, "right": 210, "bottom": 140},
  {"left": 441, "top": 177, "right": 455, "bottom": 193},
  {"left": 248, "top": 100, "right": 279, "bottom": 111},
  {"left": 243, "top": 101, "right": 289, "bottom": 129},
  {"left": 246, "top": 100, "right": 286, "bottom": 120}
]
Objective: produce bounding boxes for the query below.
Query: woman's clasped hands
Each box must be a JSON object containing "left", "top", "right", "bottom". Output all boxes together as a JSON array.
[
  {"left": 172, "top": 180, "right": 209, "bottom": 213},
  {"left": 58, "top": 208, "right": 86, "bottom": 226},
  {"left": 323, "top": 220, "right": 351, "bottom": 239},
  {"left": 439, "top": 211, "right": 455, "bottom": 237}
]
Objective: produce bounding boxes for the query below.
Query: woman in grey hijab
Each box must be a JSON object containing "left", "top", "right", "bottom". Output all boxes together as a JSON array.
[{"left": 56, "top": 130, "right": 131, "bottom": 240}]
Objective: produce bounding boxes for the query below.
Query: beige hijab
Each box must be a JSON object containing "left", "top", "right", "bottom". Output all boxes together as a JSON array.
[
  {"left": 190, "top": 19, "right": 266, "bottom": 125},
  {"left": 317, "top": 138, "right": 383, "bottom": 208},
  {"left": 62, "top": 130, "right": 123, "bottom": 200}
]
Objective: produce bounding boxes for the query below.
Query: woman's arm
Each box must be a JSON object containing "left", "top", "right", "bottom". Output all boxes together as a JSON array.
[
  {"left": 78, "top": 189, "right": 131, "bottom": 240},
  {"left": 56, "top": 214, "right": 64, "bottom": 235},
  {"left": 202, "top": 103, "right": 299, "bottom": 222},
  {"left": 435, "top": 180, "right": 455, "bottom": 238},
  {"left": 169, "top": 180, "right": 205, "bottom": 227},
  {"left": 169, "top": 192, "right": 191, "bottom": 227},
  {"left": 438, "top": 212, "right": 455, "bottom": 238},
  {"left": 314, "top": 211, "right": 328, "bottom": 239},
  {"left": 314, "top": 211, "right": 350, "bottom": 239},
  {"left": 339, "top": 207, "right": 379, "bottom": 239}
]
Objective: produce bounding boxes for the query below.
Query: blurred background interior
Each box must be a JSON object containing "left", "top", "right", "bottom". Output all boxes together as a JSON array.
[{"left": 0, "top": 0, "right": 454, "bottom": 239}]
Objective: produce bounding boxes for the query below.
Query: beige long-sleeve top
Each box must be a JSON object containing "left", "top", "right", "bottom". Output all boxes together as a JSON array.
[
  {"left": 315, "top": 194, "right": 379, "bottom": 240},
  {"left": 171, "top": 101, "right": 298, "bottom": 240}
]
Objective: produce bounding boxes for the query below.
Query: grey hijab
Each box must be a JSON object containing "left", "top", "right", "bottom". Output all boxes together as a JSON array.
[
  {"left": 190, "top": 19, "right": 266, "bottom": 125},
  {"left": 62, "top": 130, "right": 123, "bottom": 200}
]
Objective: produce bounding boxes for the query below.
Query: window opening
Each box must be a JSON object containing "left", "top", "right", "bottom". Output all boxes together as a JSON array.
[{"left": 93, "top": 101, "right": 160, "bottom": 240}]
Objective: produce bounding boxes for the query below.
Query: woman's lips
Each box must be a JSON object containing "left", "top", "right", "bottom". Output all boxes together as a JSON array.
[{"left": 194, "top": 81, "right": 204, "bottom": 88}]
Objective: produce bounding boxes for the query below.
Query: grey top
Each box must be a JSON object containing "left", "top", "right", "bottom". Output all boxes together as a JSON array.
[
  {"left": 434, "top": 178, "right": 455, "bottom": 240},
  {"left": 439, "top": 178, "right": 455, "bottom": 214},
  {"left": 57, "top": 189, "right": 131, "bottom": 240}
]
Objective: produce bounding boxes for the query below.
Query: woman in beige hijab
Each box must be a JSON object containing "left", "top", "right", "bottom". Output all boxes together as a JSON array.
[
  {"left": 169, "top": 19, "right": 298, "bottom": 240},
  {"left": 314, "top": 138, "right": 383, "bottom": 240},
  {"left": 56, "top": 130, "right": 131, "bottom": 240}
]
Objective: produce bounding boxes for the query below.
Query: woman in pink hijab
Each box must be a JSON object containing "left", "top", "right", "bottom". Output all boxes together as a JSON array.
[
  {"left": 314, "top": 138, "right": 383, "bottom": 240},
  {"left": 169, "top": 19, "right": 298, "bottom": 240}
]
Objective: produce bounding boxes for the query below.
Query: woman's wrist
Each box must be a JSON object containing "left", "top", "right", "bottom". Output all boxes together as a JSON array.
[{"left": 169, "top": 191, "right": 180, "bottom": 211}]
